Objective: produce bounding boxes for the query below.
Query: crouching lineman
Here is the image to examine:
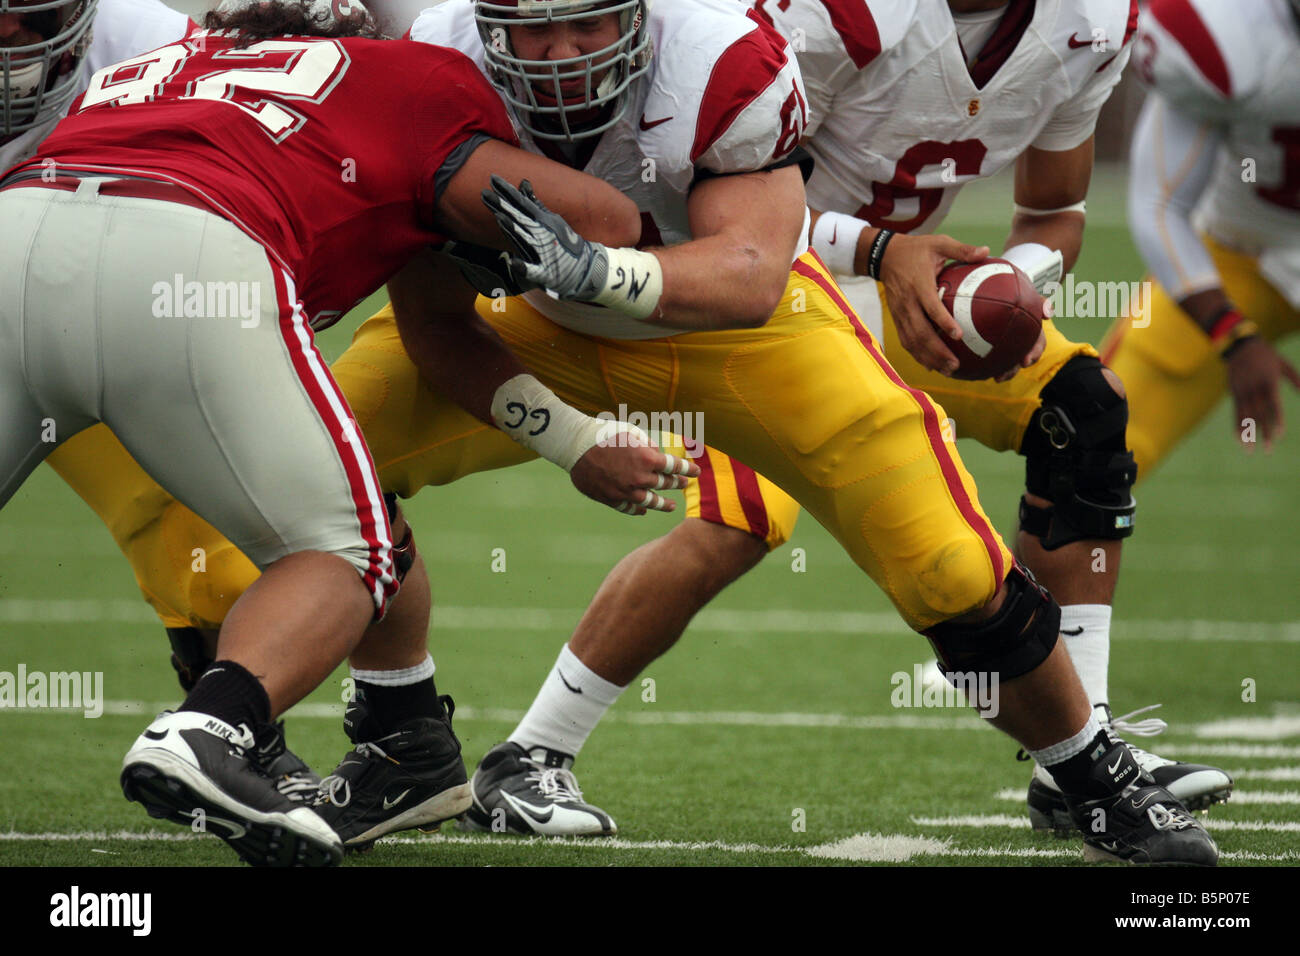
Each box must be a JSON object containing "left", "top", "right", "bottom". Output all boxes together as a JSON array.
[
  {"left": 29, "top": 0, "right": 1219, "bottom": 864},
  {"left": 1100, "top": 0, "right": 1300, "bottom": 471},
  {"left": 0, "top": 0, "right": 680, "bottom": 865}
]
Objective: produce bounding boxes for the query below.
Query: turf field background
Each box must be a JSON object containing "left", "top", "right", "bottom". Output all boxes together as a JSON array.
[{"left": 1, "top": 169, "right": 1297, "bottom": 867}]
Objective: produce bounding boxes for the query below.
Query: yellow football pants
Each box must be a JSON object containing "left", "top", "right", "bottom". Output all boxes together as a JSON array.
[
  {"left": 1100, "top": 237, "right": 1300, "bottom": 481},
  {"left": 46, "top": 253, "right": 1011, "bottom": 632}
]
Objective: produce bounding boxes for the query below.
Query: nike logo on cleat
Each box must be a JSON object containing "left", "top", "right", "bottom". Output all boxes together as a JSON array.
[
  {"left": 1107, "top": 756, "right": 1125, "bottom": 774},
  {"left": 143, "top": 729, "right": 168, "bottom": 741},
  {"left": 382, "top": 789, "right": 411, "bottom": 810},
  {"left": 1129, "top": 791, "right": 1157, "bottom": 811},
  {"left": 502, "top": 792, "right": 554, "bottom": 825}
]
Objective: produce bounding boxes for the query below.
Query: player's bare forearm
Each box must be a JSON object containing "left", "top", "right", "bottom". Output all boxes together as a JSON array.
[
  {"left": 389, "top": 248, "right": 525, "bottom": 424},
  {"left": 1010, "top": 139, "right": 1094, "bottom": 271},
  {"left": 437, "top": 139, "right": 641, "bottom": 250},
  {"left": 1177, "top": 287, "right": 1235, "bottom": 332},
  {"left": 1005, "top": 211, "right": 1085, "bottom": 272},
  {"left": 648, "top": 165, "right": 806, "bottom": 330}
]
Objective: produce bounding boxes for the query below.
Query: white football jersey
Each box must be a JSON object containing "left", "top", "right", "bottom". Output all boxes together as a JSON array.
[
  {"left": 411, "top": 0, "right": 809, "bottom": 339},
  {"left": 752, "top": 0, "right": 1136, "bottom": 234},
  {"left": 0, "top": 0, "right": 192, "bottom": 175},
  {"left": 1137, "top": 0, "right": 1300, "bottom": 277}
]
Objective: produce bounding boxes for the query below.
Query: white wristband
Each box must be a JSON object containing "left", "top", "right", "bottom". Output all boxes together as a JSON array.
[
  {"left": 1012, "top": 200, "right": 1086, "bottom": 217},
  {"left": 810, "top": 210, "right": 868, "bottom": 276},
  {"left": 490, "top": 373, "right": 607, "bottom": 471},
  {"left": 591, "top": 246, "right": 664, "bottom": 320},
  {"left": 1002, "top": 242, "right": 1065, "bottom": 296}
]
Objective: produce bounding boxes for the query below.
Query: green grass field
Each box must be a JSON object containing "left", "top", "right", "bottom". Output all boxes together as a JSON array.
[{"left": 1, "top": 173, "right": 1298, "bottom": 867}]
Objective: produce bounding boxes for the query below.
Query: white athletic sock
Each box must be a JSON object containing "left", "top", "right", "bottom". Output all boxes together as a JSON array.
[
  {"left": 1059, "top": 604, "right": 1111, "bottom": 709},
  {"left": 351, "top": 653, "right": 435, "bottom": 686},
  {"left": 509, "top": 644, "right": 625, "bottom": 760},
  {"left": 1028, "top": 711, "right": 1103, "bottom": 767}
]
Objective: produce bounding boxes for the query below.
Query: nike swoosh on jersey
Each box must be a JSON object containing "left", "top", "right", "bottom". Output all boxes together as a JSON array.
[
  {"left": 382, "top": 789, "right": 411, "bottom": 810},
  {"left": 1067, "top": 33, "right": 1093, "bottom": 49},
  {"left": 639, "top": 114, "right": 673, "bottom": 131},
  {"left": 829, "top": 223, "right": 838, "bottom": 244}
]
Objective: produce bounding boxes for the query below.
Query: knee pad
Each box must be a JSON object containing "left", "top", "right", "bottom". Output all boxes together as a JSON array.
[
  {"left": 924, "top": 564, "right": 1061, "bottom": 681},
  {"left": 1019, "top": 356, "right": 1137, "bottom": 550},
  {"left": 384, "top": 492, "right": 417, "bottom": 584}
]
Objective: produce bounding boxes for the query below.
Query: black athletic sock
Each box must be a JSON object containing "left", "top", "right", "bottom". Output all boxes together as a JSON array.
[
  {"left": 1043, "top": 728, "right": 1118, "bottom": 797},
  {"left": 354, "top": 677, "right": 442, "bottom": 734},
  {"left": 180, "top": 660, "right": 271, "bottom": 730}
]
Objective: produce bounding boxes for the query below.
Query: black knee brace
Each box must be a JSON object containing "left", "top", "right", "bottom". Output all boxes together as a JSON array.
[
  {"left": 924, "top": 564, "right": 1061, "bottom": 681},
  {"left": 166, "top": 627, "right": 213, "bottom": 692},
  {"left": 1019, "top": 356, "right": 1137, "bottom": 550},
  {"left": 384, "top": 492, "right": 417, "bottom": 583}
]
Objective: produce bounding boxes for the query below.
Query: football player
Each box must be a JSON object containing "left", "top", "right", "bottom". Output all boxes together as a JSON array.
[
  {"left": 1100, "top": 0, "right": 1300, "bottom": 472},
  {"left": 464, "top": 0, "right": 1233, "bottom": 837},
  {"left": 0, "top": 0, "right": 681, "bottom": 865}
]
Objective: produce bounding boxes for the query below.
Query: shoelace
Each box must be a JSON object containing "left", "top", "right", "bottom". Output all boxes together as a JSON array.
[
  {"left": 314, "top": 739, "right": 396, "bottom": 808},
  {"left": 526, "top": 765, "right": 585, "bottom": 803},
  {"left": 1145, "top": 800, "right": 1196, "bottom": 832},
  {"left": 1108, "top": 703, "right": 1168, "bottom": 738}
]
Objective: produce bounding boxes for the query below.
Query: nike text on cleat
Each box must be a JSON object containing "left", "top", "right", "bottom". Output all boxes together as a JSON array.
[
  {"left": 462, "top": 741, "right": 616, "bottom": 837},
  {"left": 120, "top": 710, "right": 342, "bottom": 867},
  {"left": 313, "top": 695, "right": 471, "bottom": 851}
]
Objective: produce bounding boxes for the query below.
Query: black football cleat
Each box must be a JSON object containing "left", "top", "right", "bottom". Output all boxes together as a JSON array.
[
  {"left": 313, "top": 695, "right": 470, "bottom": 851},
  {"left": 462, "top": 742, "right": 616, "bottom": 836},
  {"left": 1028, "top": 706, "right": 1232, "bottom": 835},
  {"left": 1063, "top": 743, "right": 1219, "bottom": 866},
  {"left": 121, "top": 710, "right": 342, "bottom": 867}
]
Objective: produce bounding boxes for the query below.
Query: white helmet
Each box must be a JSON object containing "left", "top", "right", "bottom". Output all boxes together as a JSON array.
[
  {"left": 474, "top": 0, "right": 651, "bottom": 142},
  {"left": 0, "top": 0, "right": 95, "bottom": 138}
]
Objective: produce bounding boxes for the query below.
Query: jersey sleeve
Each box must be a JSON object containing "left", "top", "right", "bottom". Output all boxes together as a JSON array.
[
  {"left": 1032, "top": 0, "right": 1138, "bottom": 151},
  {"left": 411, "top": 50, "right": 519, "bottom": 227},
  {"left": 691, "top": 16, "right": 808, "bottom": 174},
  {"left": 1126, "top": 92, "right": 1224, "bottom": 301}
]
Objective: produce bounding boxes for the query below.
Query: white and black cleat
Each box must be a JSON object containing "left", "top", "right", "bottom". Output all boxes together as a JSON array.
[
  {"left": 1027, "top": 705, "right": 1232, "bottom": 835},
  {"left": 250, "top": 719, "right": 321, "bottom": 803},
  {"left": 121, "top": 711, "right": 342, "bottom": 867},
  {"left": 1065, "top": 742, "right": 1218, "bottom": 866},
  {"left": 462, "top": 742, "right": 616, "bottom": 837}
]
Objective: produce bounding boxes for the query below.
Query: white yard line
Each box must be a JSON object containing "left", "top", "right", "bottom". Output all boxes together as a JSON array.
[
  {"left": 912, "top": 814, "right": 1300, "bottom": 833},
  {"left": 3, "top": 829, "right": 1295, "bottom": 862},
  {"left": 996, "top": 787, "right": 1300, "bottom": 805},
  {"left": 5, "top": 598, "right": 1300, "bottom": 643}
]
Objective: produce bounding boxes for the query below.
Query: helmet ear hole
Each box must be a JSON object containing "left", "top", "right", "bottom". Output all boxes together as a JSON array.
[
  {"left": 473, "top": 0, "right": 652, "bottom": 143},
  {"left": 1, "top": 0, "right": 97, "bottom": 138}
]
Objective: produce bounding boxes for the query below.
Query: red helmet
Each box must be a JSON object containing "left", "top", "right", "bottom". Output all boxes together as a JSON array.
[
  {"left": 474, "top": 0, "right": 651, "bottom": 143},
  {"left": 0, "top": 0, "right": 95, "bottom": 137}
]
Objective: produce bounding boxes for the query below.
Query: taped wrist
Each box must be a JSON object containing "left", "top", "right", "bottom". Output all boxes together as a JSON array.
[
  {"left": 1002, "top": 242, "right": 1065, "bottom": 296},
  {"left": 810, "top": 211, "right": 869, "bottom": 276},
  {"left": 590, "top": 246, "right": 664, "bottom": 319},
  {"left": 490, "top": 374, "right": 606, "bottom": 471}
]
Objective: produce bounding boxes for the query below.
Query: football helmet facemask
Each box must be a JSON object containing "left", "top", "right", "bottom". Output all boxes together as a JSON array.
[
  {"left": 474, "top": 0, "right": 651, "bottom": 143},
  {"left": 0, "top": 0, "right": 95, "bottom": 139}
]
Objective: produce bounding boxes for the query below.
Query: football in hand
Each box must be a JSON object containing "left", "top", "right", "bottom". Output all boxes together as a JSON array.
[{"left": 935, "top": 259, "right": 1046, "bottom": 380}]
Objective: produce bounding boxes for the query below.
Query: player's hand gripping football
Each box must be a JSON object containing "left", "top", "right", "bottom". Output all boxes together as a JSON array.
[
  {"left": 482, "top": 175, "right": 610, "bottom": 301},
  {"left": 879, "top": 231, "right": 991, "bottom": 375},
  {"left": 1225, "top": 335, "right": 1300, "bottom": 452},
  {"left": 572, "top": 422, "right": 700, "bottom": 515}
]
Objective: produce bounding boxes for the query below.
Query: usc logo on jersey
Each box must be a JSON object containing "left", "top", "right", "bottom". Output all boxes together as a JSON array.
[{"left": 967, "top": 98, "right": 980, "bottom": 117}]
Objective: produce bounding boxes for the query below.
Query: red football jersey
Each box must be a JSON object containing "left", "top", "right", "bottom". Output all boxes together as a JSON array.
[{"left": 13, "top": 31, "right": 516, "bottom": 327}]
